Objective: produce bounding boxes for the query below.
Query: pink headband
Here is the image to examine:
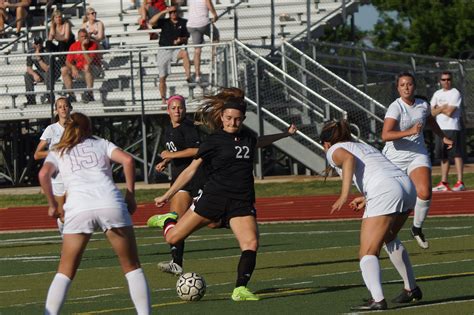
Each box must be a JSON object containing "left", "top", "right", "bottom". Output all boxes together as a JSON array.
[{"left": 167, "top": 95, "right": 186, "bottom": 107}]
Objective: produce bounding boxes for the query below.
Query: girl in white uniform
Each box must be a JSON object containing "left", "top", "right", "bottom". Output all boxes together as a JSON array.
[
  {"left": 39, "top": 112, "right": 151, "bottom": 315},
  {"left": 321, "top": 120, "right": 421, "bottom": 311},
  {"left": 382, "top": 72, "right": 453, "bottom": 249},
  {"left": 34, "top": 97, "right": 72, "bottom": 234}
]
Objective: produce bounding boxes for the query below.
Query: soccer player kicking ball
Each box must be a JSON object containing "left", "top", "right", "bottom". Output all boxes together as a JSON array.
[{"left": 149, "top": 87, "right": 297, "bottom": 301}]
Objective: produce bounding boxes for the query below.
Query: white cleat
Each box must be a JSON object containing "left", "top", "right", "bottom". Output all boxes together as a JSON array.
[{"left": 157, "top": 260, "right": 183, "bottom": 276}]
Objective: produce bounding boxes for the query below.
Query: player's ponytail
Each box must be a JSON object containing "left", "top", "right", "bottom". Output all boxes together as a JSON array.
[
  {"left": 54, "top": 112, "right": 93, "bottom": 156},
  {"left": 319, "top": 119, "right": 352, "bottom": 145}
]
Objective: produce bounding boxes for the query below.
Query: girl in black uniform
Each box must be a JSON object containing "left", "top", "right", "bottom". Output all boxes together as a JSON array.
[
  {"left": 153, "top": 87, "right": 297, "bottom": 301},
  {"left": 147, "top": 95, "right": 203, "bottom": 276}
]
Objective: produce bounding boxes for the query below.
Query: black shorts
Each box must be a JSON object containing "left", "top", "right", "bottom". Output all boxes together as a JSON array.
[
  {"left": 438, "top": 130, "right": 464, "bottom": 159},
  {"left": 193, "top": 192, "right": 257, "bottom": 223}
]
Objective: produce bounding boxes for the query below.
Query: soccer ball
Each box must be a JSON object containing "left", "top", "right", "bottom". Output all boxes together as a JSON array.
[{"left": 176, "top": 272, "right": 206, "bottom": 301}]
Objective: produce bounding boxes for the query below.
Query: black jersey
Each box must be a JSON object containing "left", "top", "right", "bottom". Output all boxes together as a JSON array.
[
  {"left": 196, "top": 128, "right": 257, "bottom": 202},
  {"left": 164, "top": 118, "right": 201, "bottom": 181}
]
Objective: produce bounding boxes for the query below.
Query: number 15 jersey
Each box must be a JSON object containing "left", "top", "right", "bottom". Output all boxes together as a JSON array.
[
  {"left": 196, "top": 129, "right": 257, "bottom": 202},
  {"left": 45, "top": 137, "right": 127, "bottom": 215}
]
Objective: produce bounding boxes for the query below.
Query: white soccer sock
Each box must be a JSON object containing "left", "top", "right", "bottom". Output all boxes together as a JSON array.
[
  {"left": 125, "top": 268, "right": 151, "bottom": 315},
  {"left": 413, "top": 198, "right": 431, "bottom": 228},
  {"left": 384, "top": 238, "right": 416, "bottom": 291},
  {"left": 360, "top": 255, "right": 384, "bottom": 302},
  {"left": 45, "top": 273, "right": 71, "bottom": 315}
]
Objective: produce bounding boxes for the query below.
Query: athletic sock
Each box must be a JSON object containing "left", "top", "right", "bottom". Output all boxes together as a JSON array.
[
  {"left": 45, "top": 273, "right": 71, "bottom": 315},
  {"left": 125, "top": 268, "right": 151, "bottom": 315},
  {"left": 384, "top": 238, "right": 416, "bottom": 291},
  {"left": 413, "top": 198, "right": 431, "bottom": 228},
  {"left": 235, "top": 250, "right": 257, "bottom": 287},
  {"left": 170, "top": 240, "right": 185, "bottom": 267},
  {"left": 360, "top": 255, "right": 384, "bottom": 302}
]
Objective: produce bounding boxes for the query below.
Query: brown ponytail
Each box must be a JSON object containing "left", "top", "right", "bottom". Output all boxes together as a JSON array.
[
  {"left": 319, "top": 119, "right": 352, "bottom": 145},
  {"left": 54, "top": 112, "right": 93, "bottom": 156}
]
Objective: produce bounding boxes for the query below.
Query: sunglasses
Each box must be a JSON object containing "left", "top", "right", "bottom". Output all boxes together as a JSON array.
[
  {"left": 169, "top": 10, "right": 177, "bottom": 13},
  {"left": 89, "top": 12, "right": 96, "bottom": 15},
  {"left": 440, "top": 78, "right": 451, "bottom": 81}
]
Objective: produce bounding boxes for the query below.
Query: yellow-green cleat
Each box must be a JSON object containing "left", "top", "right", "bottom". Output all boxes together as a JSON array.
[
  {"left": 231, "top": 286, "right": 260, "bottom": 301},
  {"left": 147, "top": 212, "right": 178, "bottom": 228}
]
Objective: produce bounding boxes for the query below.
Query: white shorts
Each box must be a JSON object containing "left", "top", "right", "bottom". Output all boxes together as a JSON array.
[
  {"left": 363, "top": 176, "right": 417, "bottom": 218},
  {"left": 52, "top": 181, "right": 66, "bottom": 197},
  {"left": 63, "top": 208, "right": 133, "bottom": 234},
  {"left": 157, "top": 48, "right": 182, "bottom": 78},
  {"left": 387, "top": 152, "right": 431, "bottom": 175}
]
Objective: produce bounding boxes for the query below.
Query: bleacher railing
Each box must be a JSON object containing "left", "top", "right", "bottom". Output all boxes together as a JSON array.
[{"left": 280, "top": 41, "right": 387, "bottom": 145}]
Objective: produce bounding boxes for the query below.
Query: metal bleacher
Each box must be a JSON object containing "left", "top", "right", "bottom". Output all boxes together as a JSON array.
[{"left": 0, "top": 0, "right": 358, "bottom": 186}]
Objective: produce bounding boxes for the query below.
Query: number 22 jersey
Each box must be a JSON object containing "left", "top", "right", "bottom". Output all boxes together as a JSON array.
[
  {"left": 196, "top": 129, "right": 257, "bottom": 202},
  {"left": 45, "top": 137, "right": 127, "bottom": 215}
]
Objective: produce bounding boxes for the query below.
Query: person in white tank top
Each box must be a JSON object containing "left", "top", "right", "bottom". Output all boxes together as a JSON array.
[
  {"left": 382, "top": 72, "right": 453, "bottom": 250},
  {"left": 39, "top": 112, "right": 151, "bottom": 315},
  {"left": 186, "top": 0, "right": 219, "bottom": 83},
  {"left": 321, "top": 120, "right": 421, "bottom": 311},
  {"left": 34, "top": 97, "right": 72, "bottom": 235}
]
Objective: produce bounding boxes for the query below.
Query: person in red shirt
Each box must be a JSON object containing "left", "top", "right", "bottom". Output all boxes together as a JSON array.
[{"left": 60, "top": 29, "right": 101, "bottom": 103}]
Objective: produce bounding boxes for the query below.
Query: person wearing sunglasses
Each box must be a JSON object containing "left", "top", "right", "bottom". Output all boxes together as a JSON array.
[
  {"left": 82, "top": 7, "right": 107, "bottom": 49},
  {"left": 431, "top": 71, "right": 465, "bottom": 192},
  {"left": 149, "top": 6, "right": 192, "bottom": 103}
]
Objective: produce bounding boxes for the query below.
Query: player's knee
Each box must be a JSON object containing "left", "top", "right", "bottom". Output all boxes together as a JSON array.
[
  {"left": 240, "top": 238, "right": 258, "bottom": 251},
  {"left": 417, "top": 189, "right": 431, "bottom": 200}
]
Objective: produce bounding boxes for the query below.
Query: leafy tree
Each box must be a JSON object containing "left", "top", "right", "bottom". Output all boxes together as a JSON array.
[{"left": 371, "top": 0, "right": 474, "bottom": 58}]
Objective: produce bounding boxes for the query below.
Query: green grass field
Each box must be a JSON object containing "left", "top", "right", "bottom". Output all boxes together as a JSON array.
[
  {"left": 1, "top": 173, "right": 473, "bottom": 208},
  {"left": 1, "top": 216, "right": 473, "bottom": 314}
]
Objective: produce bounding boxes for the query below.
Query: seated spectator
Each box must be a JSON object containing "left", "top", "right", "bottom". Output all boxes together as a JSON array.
[
  {"left": 61, "top": 29, "right": 101, "bottom": 103},
  {"left": 150, "top": 6, "right": 191, "bottom": 103},
  {"left": 24, "top": 36, "right": 58, "bottom": 105},
  {"left": 187, "top": 0, "right": 219, "bottom": 83},
  {"left": 82, "top": 7, "right": 108, "bottom": 49},
  {"left": 138, "top": 0, "right": 166, "bottom": 30},
  {"left": 46, "top": 9, "right": 75, "bottom": 66},
  {"left": 0, "top": 0, "right": 31, "bottom": 36}
]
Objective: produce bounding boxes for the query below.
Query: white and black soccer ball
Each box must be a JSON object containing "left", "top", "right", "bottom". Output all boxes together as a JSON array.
[{"left": 176, "top": 272, "right": 206, "bottom": 301}]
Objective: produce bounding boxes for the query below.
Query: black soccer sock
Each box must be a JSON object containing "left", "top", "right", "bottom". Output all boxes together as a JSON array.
[
  {"left": 235, "top": 250, "right": 257, "bottom": 287},
  {"left": 170, "top": 240, "right": 185, "bottom": 267}
]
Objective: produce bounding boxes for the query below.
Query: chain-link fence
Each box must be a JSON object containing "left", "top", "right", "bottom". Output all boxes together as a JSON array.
[{"left": 0, "top": 42, "right": 233, "bottom": 186}]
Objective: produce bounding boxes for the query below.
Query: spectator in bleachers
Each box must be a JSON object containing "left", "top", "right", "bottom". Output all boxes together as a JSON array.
[
  {"left": 24, "top": 36, "right": 57, "bottom": 105},
  {"left": 150, "top": 5, "right": 191, "bottom": 103},
  {"left": 186, "top": 0, "right": 219, "bottom": 83},
  {"left": 0, "top": 0, "right": 31, "bottom": 36},
  {"left": 81, "top": 7, "right": 108, "bottom": 49},
  {"left": 138, "top": 0, "right": 166, "bottom": 38},
  {"left": 46, "top": 9, "right": 75, "bottom": 66},
  {"left": 61, "top": 29, "right": 101, "bottom": 103}
]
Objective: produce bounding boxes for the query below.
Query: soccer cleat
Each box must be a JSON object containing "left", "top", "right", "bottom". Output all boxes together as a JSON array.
[
  {"left": 147, "top": 212, "right": 178, "bottom": 229},
  {"left": 157, "top": 260, "right": 183, "bottom": 276},
  {"left": 452, "top": 180, "right": 466, "bottom": 192},
  {"left": 350, "top": 299, "right": 387, "bottom": 311},
  {"left": 231, "top": 286, "right": 260, "bottom": 301},
  {"left": 392, "top": 286, "right": 422, "bottom": 303},
  {"left": 432, "top": 181, "right": 451, "bottom": 192},
  {"left": 411, "top": 226, "right": 429, "bottom": 249}
]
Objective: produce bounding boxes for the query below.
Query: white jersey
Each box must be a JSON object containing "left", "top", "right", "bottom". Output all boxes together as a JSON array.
[
  {"left": 187, "top": 0, "right": 211, "bottom": 28},
  {"left": 430, "top": 88, "right": 462, "bottom": 130},
  {"left": 326, "top": 142, "right": 406, "bottom": 195},
  {"left": 382, "top": 98, "right": 430, "bottom": 164},
  {"left": 45, "top": 137, "right": 127, "bottom": 215},
  {"left": 40, "top": 122, "right": 65, "bottom": 185}
]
